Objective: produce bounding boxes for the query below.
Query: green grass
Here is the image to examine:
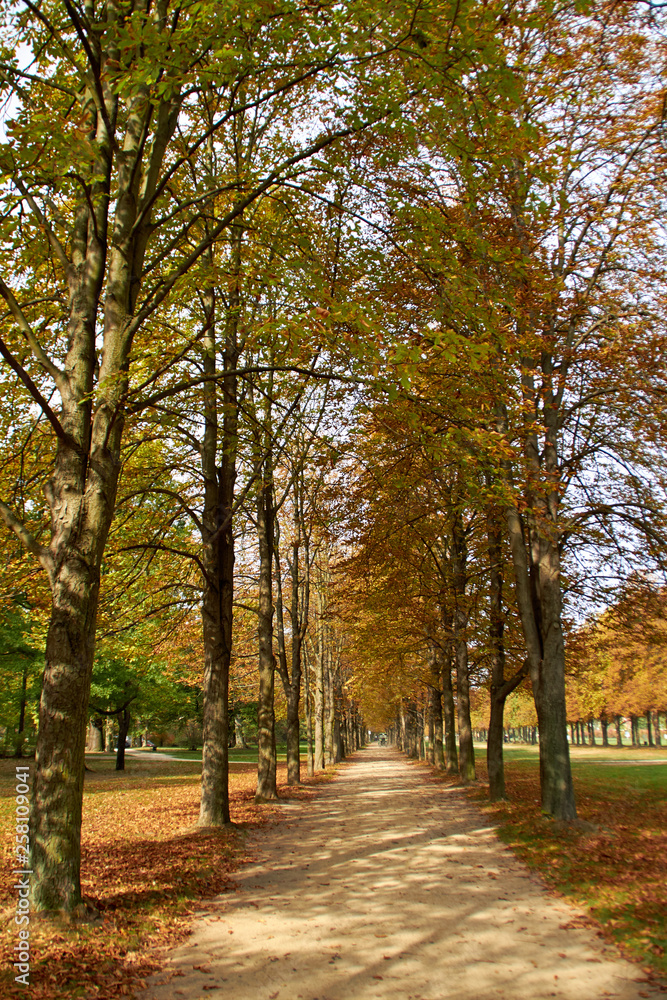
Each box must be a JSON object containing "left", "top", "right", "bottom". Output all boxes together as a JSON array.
[{"left": 468, "top": 744, "right": 667, "bottom": 982}]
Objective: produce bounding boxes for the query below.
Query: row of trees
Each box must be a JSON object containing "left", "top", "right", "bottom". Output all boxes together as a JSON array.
[
  {"left": 1, "top": 0, "right": 666, "bottom": 915},
  {"left": 323, "top": 2, "right": 667, "bottom": 804}
]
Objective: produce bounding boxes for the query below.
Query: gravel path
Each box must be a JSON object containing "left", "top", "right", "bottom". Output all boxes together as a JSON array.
[{"left": 142, "top": 747, "right": 663, "bottom": 1000}]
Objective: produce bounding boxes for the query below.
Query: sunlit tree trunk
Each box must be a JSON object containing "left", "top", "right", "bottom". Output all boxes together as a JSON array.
[{"left": 199, "top": 222, "right": 240, "bottom": 827}]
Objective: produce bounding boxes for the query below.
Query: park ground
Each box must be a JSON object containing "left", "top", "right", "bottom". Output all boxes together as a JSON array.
[{"left": 0, "top": 743, "right": 665, "bottom": 999}]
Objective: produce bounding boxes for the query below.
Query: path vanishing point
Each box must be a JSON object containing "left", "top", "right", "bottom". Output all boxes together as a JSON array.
[{"left": 142, "top": 747, "right": 664, "bottom": 1000}]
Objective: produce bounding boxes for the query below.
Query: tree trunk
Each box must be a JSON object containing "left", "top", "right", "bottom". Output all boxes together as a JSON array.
[
  {"left": 615, "top": 715, "right": 623, "bottom": 747},
  {"left": 324, "top": 656, "right": 335, "bottom": 766},
  {"left": 199, "top": 504, "right": 234, "bottom": 821},
  {"left": 333, "top": 660, "right": 344, "bottom": 762},
  {"left": 274, "top": 493, "right": 310, "bottom": 786},
  {"left": 427, "top": 687, "right": 435, "bottom": 764},
  {"left": 487, "top": 694, "right": 507, "bottom": 799},
  {"left": 431, "top": 681, "right": 445, "bottom": 771},
  {"left": 601, "top": 716, "right": 609, "bottom": 747},
  {"left": 503, "top": 496, "right": 576, "bottom": 818},
  {"left": 115, "top": 707, "right": 131, "bottom": 772},
  {"left": 314, "top": 638, "right": 325, "bottom": 770},
  {"left": 88, "top": 719, "right": 103, "bottom": 753},
  {"left": 199, "top": 233, "right": 240, "bottom": 828},
  {"left": 31, "top": 551, "right": 107, "bottom": 912},
  {"left": 406, "top": 702, "right": 418, "bottom": 758},
  {"left": 441, "top": 652, "right": 458, "bottom": 774},
  {"left": 486, "top": 501, "right": 508, "bottom": 801},
  {"left": 500, "top": 382, "right": 577, "bottom": 821},
  {"left": 14, "top": 664, "right": 29, "bottom": 758},
  {"left": 255, "top": 446, "right": 277, "bottom": 802},
  {"left": 304, "top": 648, "right": 315, "bottom": 776},
  {"left": 451, "top": 507, "right": 475, "bottom": 782},
  {"left": 273, "top": 519, "right": 300, "bottom": 785}
]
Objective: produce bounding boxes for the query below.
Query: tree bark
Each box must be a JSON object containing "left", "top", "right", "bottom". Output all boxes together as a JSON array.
[
  {"left": 255, "top": 439, "right": 278, "bottom": 802},
  {"left": 502, "top": 461, "right": 576, "bottom": 818},
  {"left": 88, "top": 719, "right": 103, "bottom": 753},
  {"left": 615, "top": 715, "right": 623, "bottom": 747},
  {"left": 274, "top": 485, "right": 310, "bottom": 786},
  {"left": 451, "top": 506, "right": 475, "bottom": 782},
  {"left": 601, "top": 716, "right": 609, "bottom": 747},
  {"left": 333, "top": 659, "right": 344, "bottom": 762},
  {"left": 199, "top": 226, "right": 240, "bottom": 827},
  {"left": 14, "top": 663, "right": 28, "bottom": 758},
  {"left": 486, "top": 501, "right": 508, "bottom": 800},
  {"left": 314, "top": 634, "right": 325, "bottom": 770},
  {"left": 426, "top": 687, "right": 435, "bottom": 764},
  {"left": 430, "top": 661, "right": 445, "bottom": 771},
  {"left": 304, "top": 647, "right": 315, "bottom": 776},
  {"left": 115, "top": 707, "right": 131, "bottom": 772},
  {"left": 324, "top": 653, "right": 335, "bottom": 766},
  {"left": 440, "top": 649, "right": 458, "bottom": 774}
]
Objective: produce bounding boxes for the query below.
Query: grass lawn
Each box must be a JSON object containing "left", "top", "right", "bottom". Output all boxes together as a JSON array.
[
  {"left": 465, "top": 744, "right": 667, "bottom": 983},
  {"left": 0, "top": 754, "right": 326, "bottom": 1000},
  {"left": 138, "top": 742, "right": 309, "bottom": 763}
]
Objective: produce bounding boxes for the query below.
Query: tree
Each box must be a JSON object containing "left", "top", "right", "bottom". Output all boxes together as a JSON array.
[{"left": 0, "top": 0, "right": 450, "bottom": 911}]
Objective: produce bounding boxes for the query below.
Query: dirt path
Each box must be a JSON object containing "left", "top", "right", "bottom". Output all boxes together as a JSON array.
[{"left": 142, "top": 747, "right": 662, "bottom": 1000}]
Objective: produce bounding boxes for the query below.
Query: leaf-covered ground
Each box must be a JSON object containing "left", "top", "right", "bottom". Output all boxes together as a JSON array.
[
  {"left": 2, "top": 747, "right": 665, "bottom": 997},
  {"left": 460, "top": 747, "right": 667, "bottom": 985},
  {"left": 0, "top": 755, "right": 327, "bottom": 1000}
]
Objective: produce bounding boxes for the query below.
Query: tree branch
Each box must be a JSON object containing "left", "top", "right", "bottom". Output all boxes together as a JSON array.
[
  {"left": 0, "top": 276, "right": 67, "bottom": 388},
  {"left": 0, "top": 497, "right": 54, "bottom": 584},
  {"left": 0, "top": 335, "right": 68, "bottom": 444}
]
